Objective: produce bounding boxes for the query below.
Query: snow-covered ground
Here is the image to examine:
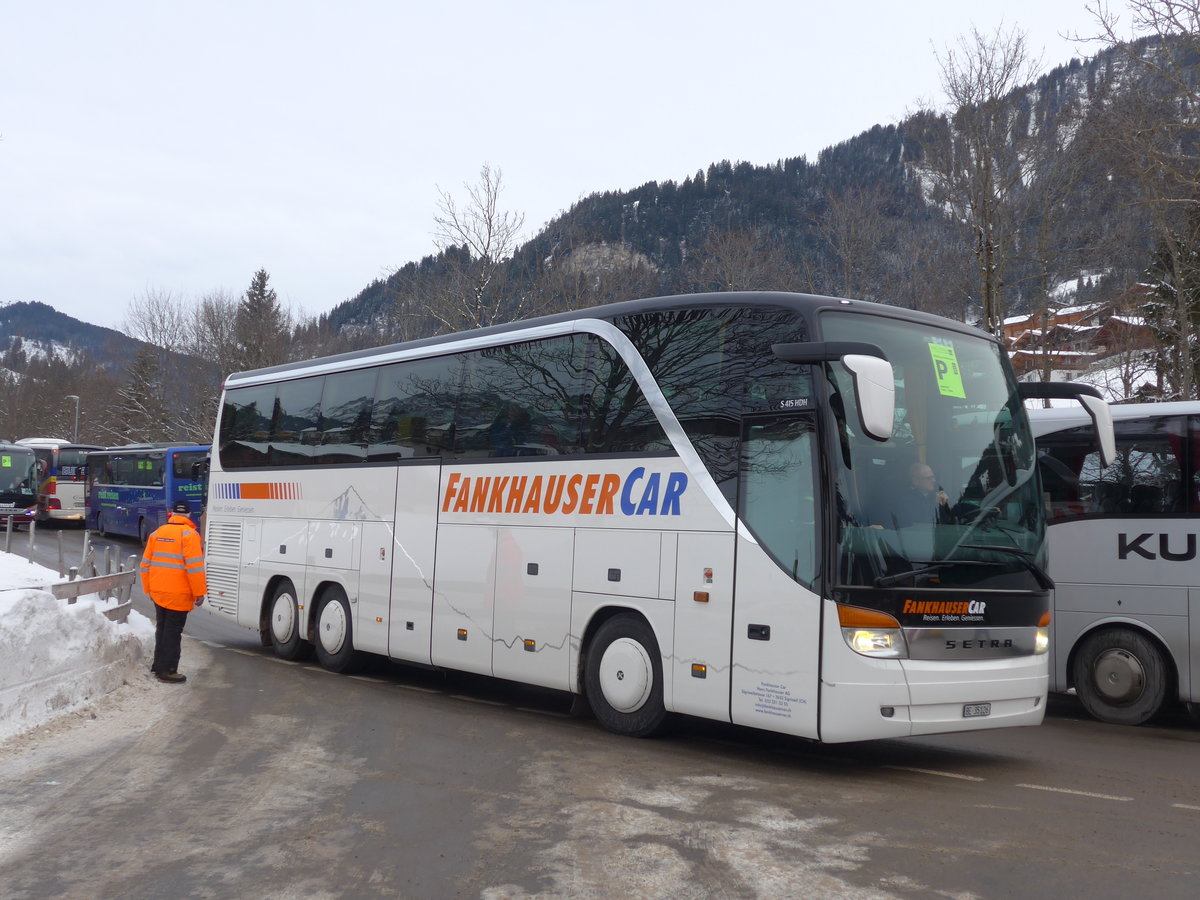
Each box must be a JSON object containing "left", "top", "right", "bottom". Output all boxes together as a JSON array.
[{"left": 0, "top": 550, "right": 154, "bottom": 743}]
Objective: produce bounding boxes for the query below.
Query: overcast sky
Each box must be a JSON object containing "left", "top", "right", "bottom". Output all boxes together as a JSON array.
[{"left": 1, "top": 1, "right": 1128, "bottom": 332}]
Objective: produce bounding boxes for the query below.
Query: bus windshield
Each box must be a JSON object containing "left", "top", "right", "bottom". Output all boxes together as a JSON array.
[{"left": 821, "top": 312, "right": 1043, "bottom": 591}]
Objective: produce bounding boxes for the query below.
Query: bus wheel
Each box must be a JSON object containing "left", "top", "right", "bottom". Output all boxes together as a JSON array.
[
  {"left": 584, "top": 614, "right": 667, "bottom": 737},
  {"left": 268, "top": 580, "right": 307, "bottom": 661},
  {"left": 1072, "top": 629, "right": 1168, "bottom": 726},
  {"left": 314, "top": 587, "right": 357, "bottom": 673},
  {"left": 95, "top": 514, "right": 106, "bottom": 538},
  {"left": 138, "top": 518, "right": 149, "bottom": 544}
]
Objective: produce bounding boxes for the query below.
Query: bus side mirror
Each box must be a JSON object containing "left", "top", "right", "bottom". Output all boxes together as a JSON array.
[
  {"left": 771, "top": 341, "right": 895, "bottom": 441},
  {"left": 1018, "top": 382, "right": 1116, "bottom": 467}
]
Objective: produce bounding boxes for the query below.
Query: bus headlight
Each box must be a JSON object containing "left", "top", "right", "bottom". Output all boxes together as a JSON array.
[
  {"left": 838, "top": 605, "right": 907, "bottom": 659},
  {"left": 1035, "top": 611, "right": 1051, "bottom": 654}
]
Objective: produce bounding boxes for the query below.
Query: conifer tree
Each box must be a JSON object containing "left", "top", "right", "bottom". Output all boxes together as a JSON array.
[{"left": 234, "top": 269, "right": 292, "bottom": 371}]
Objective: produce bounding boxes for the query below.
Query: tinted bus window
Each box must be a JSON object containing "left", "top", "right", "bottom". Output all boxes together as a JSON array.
[
  {"left": 369, "top": 354, "right": 463, "bottom": 461},
  {"left": 317, "top": 369, "right": 375, "bottom": 464},
  {"left": 220, "top": 385, "right": 275, "bottom": 467},
  {"left": 615, "top": 306, "right": 810, "bottom": 500},
  {"left": 270, "top": 376, "right": 323, "bottom": 466},
  {"left": 1037, "top": 415, "right": 1187, "bottom": 519}
]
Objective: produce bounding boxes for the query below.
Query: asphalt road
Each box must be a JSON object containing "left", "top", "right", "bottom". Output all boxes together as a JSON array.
[{"left": 2, "top": 524, "right": 1198, "bottom": 899}]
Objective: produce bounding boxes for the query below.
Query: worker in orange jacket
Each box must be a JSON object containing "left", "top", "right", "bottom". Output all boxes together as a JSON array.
[{"left": 140, "top": 500, "right": 206, "bottom": 684}]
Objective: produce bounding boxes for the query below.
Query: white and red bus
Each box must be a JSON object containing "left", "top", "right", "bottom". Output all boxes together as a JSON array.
[
  {"left": 203, "top": 292, "right": 1110, "bottom": 742},
  {"left": 16, "top": 438, "right": 103, "bottom": 523}
]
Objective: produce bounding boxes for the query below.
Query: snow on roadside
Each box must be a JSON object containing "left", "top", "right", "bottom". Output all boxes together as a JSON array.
[{"left": 0, "top": 550, "right": 154, "bottom": 743}]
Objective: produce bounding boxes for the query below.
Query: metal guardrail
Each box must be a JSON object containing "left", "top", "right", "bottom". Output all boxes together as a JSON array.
[{"left": 3, "top": 517, "right": 141, "bottom": 623}]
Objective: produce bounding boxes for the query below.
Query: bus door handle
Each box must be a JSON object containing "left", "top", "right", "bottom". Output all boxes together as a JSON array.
[{"left": 748, "top": 624, "right": 771, "bottom": 641}]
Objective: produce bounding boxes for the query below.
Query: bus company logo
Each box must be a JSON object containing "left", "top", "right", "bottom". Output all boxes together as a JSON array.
[
  {"left": 1119, "top": 532, "right": 1197, "bottom": 561},
  {"left": 441, "top": 467, "right": 688, "bottom": 517},
  {"left": 902, "top": 599, "right": 987, "bottom": 616},
  {"left": 212, "top": 482, "right": 303, "bottom": 501}
]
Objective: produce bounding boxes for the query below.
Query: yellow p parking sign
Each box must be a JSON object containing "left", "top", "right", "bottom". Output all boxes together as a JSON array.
[{"left": 928, "top": 344, "right": 966, "bottom": 398}]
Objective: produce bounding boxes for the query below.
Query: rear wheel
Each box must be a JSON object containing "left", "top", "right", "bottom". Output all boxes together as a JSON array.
[
  {"left": 138, "top": 518, "right": 149, "bottom": 545},
  {"left": 268, "top": 580, "right": 307, "bottom": 660},
  {"left": 584, "top": 614, "right": 667, "bottom": 737},
  {"left": 314, "top": 587, "right": 357, "bottom": 673},
  {"left": 95, "top": 513, "right": 107, "bottom": 538},
  {"left": 1072, "top": 628, "right": 1169, "bottom": 725}
]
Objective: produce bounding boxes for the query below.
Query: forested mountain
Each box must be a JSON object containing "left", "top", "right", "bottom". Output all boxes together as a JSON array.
[
  {"left": 0, "top": 301, "right": 142, "bottom": 370},
  {"left": 313, "top": 35, "right": 1167, "bottom": 348}
]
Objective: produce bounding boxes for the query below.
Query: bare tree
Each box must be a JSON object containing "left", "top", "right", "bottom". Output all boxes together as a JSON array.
[
  {"left": 814, "top": 185, "right": 893, "bottom": 300},
  {"left": 123, "top": 287, "right": 192, "bottom": 349},
  {"left": 685, "top": 226, "right": 798, "bottom": 293},
  {"left": 1086, "top": 0, "right": 1200, "bottom": 398},
  {"left": 916, "top": 24, "right": 1044, "bottom": 336},
  {"left": 417, "top": 164, "right": 526, "bottom": 331}
]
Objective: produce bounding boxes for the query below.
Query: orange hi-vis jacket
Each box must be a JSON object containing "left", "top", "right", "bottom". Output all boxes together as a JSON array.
[{"left": 140, "top": 513, "right": 207, "bottom": 612}]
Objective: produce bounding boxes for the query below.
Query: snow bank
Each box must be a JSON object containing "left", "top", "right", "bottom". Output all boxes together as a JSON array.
[{"left": 0, "top": 551, "right": 154, "bottom": 743}]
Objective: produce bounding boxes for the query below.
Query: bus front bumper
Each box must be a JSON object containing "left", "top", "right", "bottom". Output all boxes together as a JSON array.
[{"left": 819, "top": 654, "right": 1048, "bottom": 742}]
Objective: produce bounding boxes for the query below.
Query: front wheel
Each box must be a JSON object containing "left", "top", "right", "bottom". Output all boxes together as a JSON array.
[
  {"left": 1072, "top": 628, "right": 1169, "bottom": 725},
  {"left": 314, "top": 588, "right": 358, "bottom": 673},
  {"left": 584, "top": 614, "right": 667, "bottom": 737},
  {"left": 268, "top": 580, "right": 308, "bottom": 660}
]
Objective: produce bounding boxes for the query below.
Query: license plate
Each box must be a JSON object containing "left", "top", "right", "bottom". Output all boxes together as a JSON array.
[{"left": 962, "top": 702, "right": 991, "bottom": 718}]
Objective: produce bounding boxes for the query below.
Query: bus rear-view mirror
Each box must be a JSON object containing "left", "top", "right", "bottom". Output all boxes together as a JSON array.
[
  {"left": 1018, "top": 381, "right": 1116, "bottom": 467},
  {"left": 772, "top": 341, "right": 894, "bottom": 441}
]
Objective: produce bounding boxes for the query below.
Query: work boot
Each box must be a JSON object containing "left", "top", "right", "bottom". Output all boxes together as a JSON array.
[{"left": 156, "top": 672, "right": 187, "bottom": 684}]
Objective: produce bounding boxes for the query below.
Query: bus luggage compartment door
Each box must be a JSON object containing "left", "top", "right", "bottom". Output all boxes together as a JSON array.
[
  {"left": 671, "top": 531, "right": 735, "bottom": 722},
  {"left": 432, "top": 524, "right": 497, "bottom": 676},
  {"left": 492, "top": 526, "right": 575, "bottom": 691}
]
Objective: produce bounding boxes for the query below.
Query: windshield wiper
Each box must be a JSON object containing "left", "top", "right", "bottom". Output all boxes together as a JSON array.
[
  {"left": 874, "top": 560, "right": 996, "bottom": 588},
  {"left": 958, "top": 544, "right": 1055, "bottom": 591}
]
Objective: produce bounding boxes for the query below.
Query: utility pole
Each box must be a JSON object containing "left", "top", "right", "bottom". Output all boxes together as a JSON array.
[{"left": 64, "top": 395, "right": 80, "bottom": 442}]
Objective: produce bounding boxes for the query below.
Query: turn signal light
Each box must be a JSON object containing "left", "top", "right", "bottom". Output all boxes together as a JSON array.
[{"left": 837, "top": 605, "right": 907, "bottom": 659}]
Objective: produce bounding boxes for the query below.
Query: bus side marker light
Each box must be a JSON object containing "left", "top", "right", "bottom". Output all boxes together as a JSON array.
[
  {"left": 375, "top": 617, "right": 383, "bottom": 623},
  {"left": 457, "top": 629, "right": 468, "bottom": 641},
  {"left": 693, "top": 591, "right": 709, "bottom": 603},
  {"left": 524, "top": 639, "right": 536, "bottom": 652},
  {"left": 692, "top": 664, "right": 707, "bottom": 678}
]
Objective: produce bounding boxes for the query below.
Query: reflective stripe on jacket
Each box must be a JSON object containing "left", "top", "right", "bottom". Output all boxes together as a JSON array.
[{"left": 140, "top": 513, "right": 206, "bottom": 611}]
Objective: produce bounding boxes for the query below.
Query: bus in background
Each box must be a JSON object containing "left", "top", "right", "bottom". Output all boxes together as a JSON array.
[
  {"left": 1030, "top": 400, "right": 1200, "bottom": 725},
  {"left": 205, "top": 291, "right": 1110, "bottom": 743},
  {"left": 16, "top": 438, "right": 104, "bottom": 524},
  {"left": 0, "top": 442, "right": 39, "bottom": 529},
  {"left": 84, "top": 443, "right": 209, "bottom": 542}
]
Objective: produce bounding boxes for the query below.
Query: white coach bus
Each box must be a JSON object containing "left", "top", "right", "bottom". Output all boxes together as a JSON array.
[
  {"left": 203, "top": 291, "right": 1110, "bottom": 742},
  {"left": 1030, "top": 400, "right": 1199, "bottom": 725}
]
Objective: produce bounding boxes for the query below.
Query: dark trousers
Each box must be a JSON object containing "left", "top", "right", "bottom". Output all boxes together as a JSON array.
[{"left": 153, "top": 603, "right": 190, "bottom": 674}]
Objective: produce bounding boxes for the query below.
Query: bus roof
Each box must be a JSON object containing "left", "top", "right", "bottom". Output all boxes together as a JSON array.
[
  {"left": 1027, "top": 400, "right": 1200, "bottom": 436},
  {"left": 223, "top": 290, "right": 999, "bottom": 388},
  {"left": 93, "top": 443, "right": 209, "bottom": 451}
]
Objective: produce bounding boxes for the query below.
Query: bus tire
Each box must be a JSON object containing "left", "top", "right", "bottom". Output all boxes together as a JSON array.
[
  {"left": 1072, "top": 628, "right": 1169, "bottom": 726},
  {"left": 314, "top": 587, "right": 357, "bottom": 673},
  {"left": 584, "top": 614, "right": 667, "bottom": 737},
  {"left": 95, "top": 513, "right": 106, "bottom": 538},
  {"left": 138, "top": 518, "right": 149, "bottom": 545},
  {"left": 268, "top": 580, "right": 307, "bottom": 661}
]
